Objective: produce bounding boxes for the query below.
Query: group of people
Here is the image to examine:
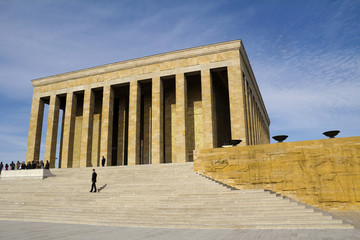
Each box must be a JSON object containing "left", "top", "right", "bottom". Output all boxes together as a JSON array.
[
  {"left": 1, "top": 157, "right": 102, "bottom": 194},
  {"left": 0, "top": 160, "right": 50, "bottom": 174}
]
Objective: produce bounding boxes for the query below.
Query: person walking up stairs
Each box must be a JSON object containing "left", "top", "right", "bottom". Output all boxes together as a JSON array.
[{"left": 90, "top": 169, "right": 97, "bottom": 193}]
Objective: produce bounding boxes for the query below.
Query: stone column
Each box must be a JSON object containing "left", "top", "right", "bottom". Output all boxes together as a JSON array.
[
  {"left": 44, "top": 95, "right": 60, "bottom": 168},
  {"left": 251, "top": 95, "right": 256, "bottom": 145},
  {"left": 262, "top": 118, "right": 266, "bottom": 144},
  {"left": 261, "top": 114, "right": 264, "bottom": 143},
  {"left": 227, "top": 64, "right": 248, "bottom": 145},
  {"left": 26, "top": 96, "right": 45, "bottom": 163},
  {"left": 117, "top": 97, "right": 127, "bottom": 165},
  {"left": 175, "top": 73, "right": 187, "bottom": 162},
  {"left": 258, "top": 109, "right": 262, "bottom": 144},
  {"left": 80, "top": 88, "right": 95, "bottom": 167},
  {"left": 260, "top": 118, "right": 263, "bottom": 144},
  {"left": 255, "top": 105, "right": 259, "bottom": 144},
  {"left": 61, "top": 92, "right": 77, "bottom": 168},
  {"left": 151, "top": 77, "right": 164, "bottom": 164},
  {"left": 259, "top": 110, "right": 262, "bottom": 144},
  {"left": 58, "top": 110, "right": 65, "bottom": 168},
  {"left": 263, "top": 125, "right": 266, "bottom": 144},
  {"left": 253, "top": 102, "right": 257, "bottom": 145},
  {"left": 258, "top": 110, "right": 261, "bottom": 144},
  {"left": 100, "top": 85, "right": 114, "bottom": 166},
  {"left": 244, "top": 81, "right": 251, "bottom": 145},
  {"left": 248, "top": 88, "right": 254, "bottom": 145},
  {"left": 246, "top": 90, "right": 251, "bottom": 145},
  {"left": 128, "top": 80, "right": 141, "bottom": 165},
  {"left": 201, "top": 69, "right": 216, "bottom": 148}
]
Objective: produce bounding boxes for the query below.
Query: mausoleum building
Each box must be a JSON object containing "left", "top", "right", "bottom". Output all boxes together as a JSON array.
[{"left": 26, "top": 40, "right": 270, "bottom": 168}]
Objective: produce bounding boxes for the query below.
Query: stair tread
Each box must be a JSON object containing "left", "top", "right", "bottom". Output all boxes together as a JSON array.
[{"left": 0, "top": 163, "right": 352, "bottom": 229}]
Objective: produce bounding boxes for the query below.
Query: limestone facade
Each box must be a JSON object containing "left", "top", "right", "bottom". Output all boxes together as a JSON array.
[
  {"left": 193, "top": 136, "right": 360, "bottom": 211},
  {"left": 26, "top": 40, "right": 270, "bottom": 167}
]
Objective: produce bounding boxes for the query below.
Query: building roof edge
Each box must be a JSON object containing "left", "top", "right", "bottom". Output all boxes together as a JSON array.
[{"left": 32, "top": 39, "right": 242, "bottom": 87}]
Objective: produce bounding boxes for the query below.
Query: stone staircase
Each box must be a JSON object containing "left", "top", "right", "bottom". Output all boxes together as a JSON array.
[{"left": 0, "top": 163, "right": 353, "bottom": 229}]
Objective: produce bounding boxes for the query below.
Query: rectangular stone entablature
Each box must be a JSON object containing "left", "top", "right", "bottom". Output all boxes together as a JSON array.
[
  {"left": 31, "top": 40, "right": 243, "bottom": 90},
  {"left": 32, "top": 60, "right": 235, "bottom": 98}
]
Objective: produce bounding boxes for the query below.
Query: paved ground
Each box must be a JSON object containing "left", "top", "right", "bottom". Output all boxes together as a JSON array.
[{"left": 1, "top": 214, "right": 360, "bottom": 240}]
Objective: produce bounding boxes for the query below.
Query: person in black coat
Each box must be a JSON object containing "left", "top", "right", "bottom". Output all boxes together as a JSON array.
[
  {"left": 90, "top": 169, "right": 97, "bottom": 193},
  {"left": 101, "top": 156, "right": 106, "bottom": 167}
]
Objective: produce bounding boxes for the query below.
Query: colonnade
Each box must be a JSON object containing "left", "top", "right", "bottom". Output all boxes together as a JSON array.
[
  {"left": 244, "top": 81, "right": 270, "bottom": 145},
  {"left": 26, "top": 50, "right": 270, "bottom": 168}
]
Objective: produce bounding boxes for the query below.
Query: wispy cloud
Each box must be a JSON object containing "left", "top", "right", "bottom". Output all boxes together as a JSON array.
[
  {"left": 0, "top": 0, "right": 230, "bottom": 99},
  {"left": 252, "top": 40, "right": 360, "bottom": 140},
  {"left": 0, "top": 0, "right": 359, "bottom": 163}
]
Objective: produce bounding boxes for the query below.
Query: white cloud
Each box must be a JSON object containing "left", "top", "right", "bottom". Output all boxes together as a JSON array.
[
  {"left": 251, "top": 39, "right": 360, "bottom": 140},
  {"left": 0, "top": 0, "right": 359, "bottom": 161}
]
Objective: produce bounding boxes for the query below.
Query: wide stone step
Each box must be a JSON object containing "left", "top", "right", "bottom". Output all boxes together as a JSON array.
[
  {"left": 0, "top": 197, "right": 286, "bottom": 203},
  {"left": 0, "top": 204, "right": 306, "bottom": 212},
  {"left": 0, "top": 192, "right": 285, "bottom": 200},
  {"left": 0, "top": 192, "right": 279, "bottom": 197},
  {"left": 0, "top": 214, "right": 342, "bottom": 225},
  {"left": 0, "top": 210, "right": 326, "bottom": 220},
  {"left": 0, "top": 208, "right": 332, "bottom": 217},
  {"left": 0, "top": 201, "right": 312, "bottom": 209},
  {"left": 0, "top": 206, "right": 315, "bottom": 215},
  {"left": 0, "top": 193, "right": 293, "bottom": 200},
  {"left": 0, "top": 216, "right": 352, "bottom": 229},
  {"left": 0, "top": 201, "right": 299, "bottom": 208},
  {"left": 0, "top": 206, "right": 341, "bottom": 221},
  {"left": 0, "top": 162, "right": 352, "bottom": 229}
]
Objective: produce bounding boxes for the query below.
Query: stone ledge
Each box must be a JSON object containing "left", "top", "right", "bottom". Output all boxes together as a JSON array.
[{"left": 1, "top": 169, "right": 54, "bottom": 180}]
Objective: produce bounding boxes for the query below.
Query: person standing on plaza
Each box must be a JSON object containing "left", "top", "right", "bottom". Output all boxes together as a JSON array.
[
  {"left": 101, "top": 156, "right": 106, "bottom": 167},
  {"left": 0, "top": 162, "right": 3, "bottom": 174},
  {"left": 90, "top": 169, "right": 97, "bottom": 193},
  {"left": 45, "top": 160, "right": 50, "bottom": 169}
]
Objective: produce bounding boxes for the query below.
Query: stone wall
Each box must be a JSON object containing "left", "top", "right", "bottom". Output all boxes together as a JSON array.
[{"left": 194, "top": 137, "right": 360, "bottom": 210}]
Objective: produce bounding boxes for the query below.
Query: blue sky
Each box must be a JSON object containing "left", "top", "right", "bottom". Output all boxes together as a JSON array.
[{"left": 0, "top": 0, "right": 359, "bottom": 165}]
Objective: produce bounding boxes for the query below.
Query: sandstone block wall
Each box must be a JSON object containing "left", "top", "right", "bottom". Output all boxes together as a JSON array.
[{"left": 194, "top": 137, "right": 360, "bottom": 211}]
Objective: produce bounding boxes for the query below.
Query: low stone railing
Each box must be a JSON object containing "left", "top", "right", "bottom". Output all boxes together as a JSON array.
[
  {"left": 194, "top": 136, "right": 360, "bottom": 211},
  {"left": 1, "top": 169, "right": 54, "bottom": 180}
]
